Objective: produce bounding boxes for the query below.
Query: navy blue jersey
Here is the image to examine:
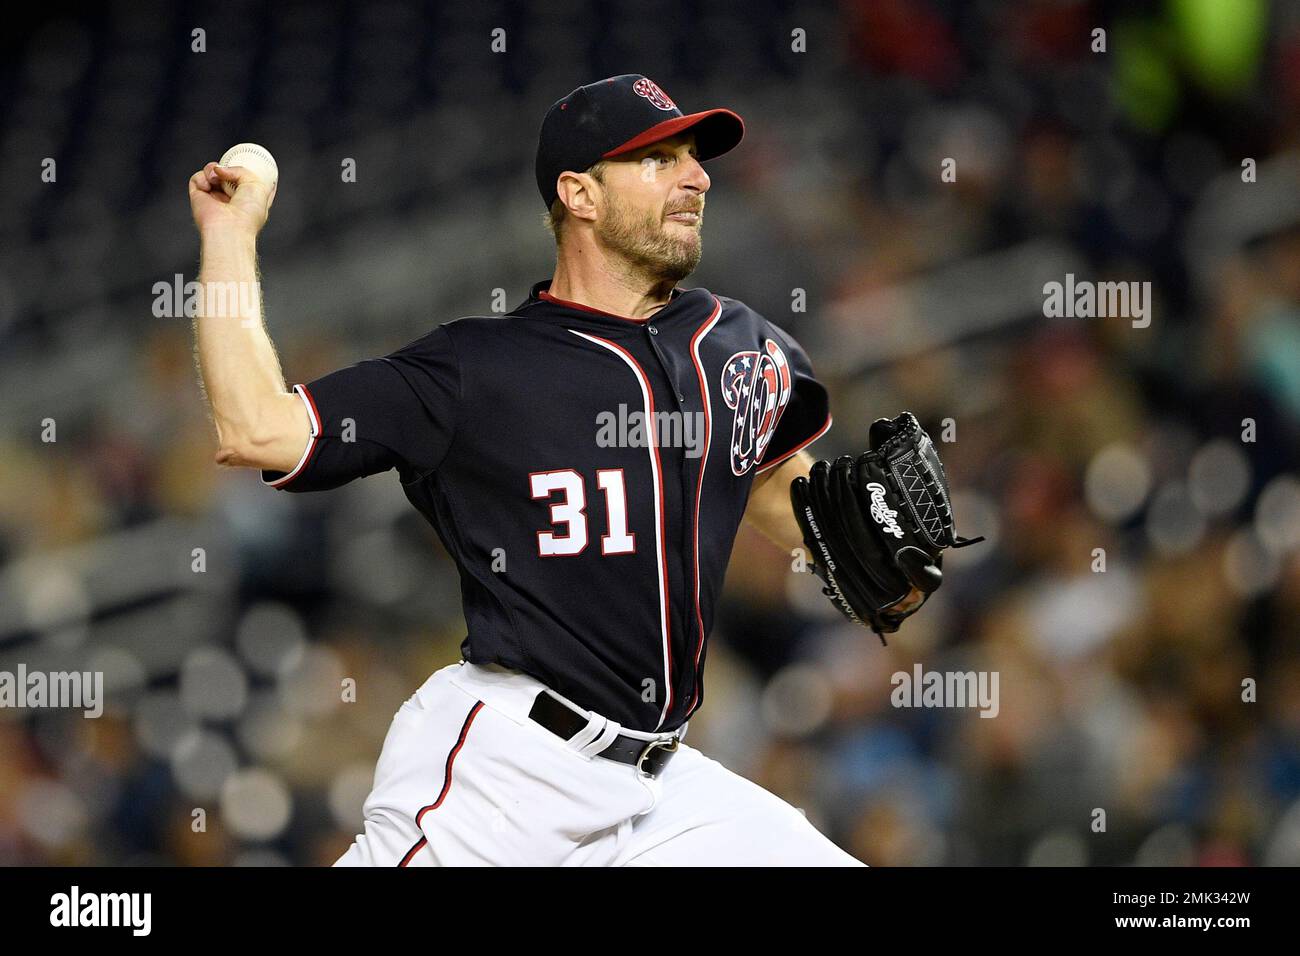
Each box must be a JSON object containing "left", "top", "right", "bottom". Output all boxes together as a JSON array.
[{"left": 263, "top": 279, "right": 831, "bottom": 731}]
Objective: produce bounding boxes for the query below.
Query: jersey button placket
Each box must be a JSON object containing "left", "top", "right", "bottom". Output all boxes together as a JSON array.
[
  {"left": 645, "top": 325, "right": 686, "bottom": 407},
  {"left": 644, "top": 320, "right": 693, "bottom": 725}
]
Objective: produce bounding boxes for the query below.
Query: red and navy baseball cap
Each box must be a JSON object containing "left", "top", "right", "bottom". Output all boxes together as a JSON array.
[{"left": 536, "top": 74, "right": 745, "bottom": 209}]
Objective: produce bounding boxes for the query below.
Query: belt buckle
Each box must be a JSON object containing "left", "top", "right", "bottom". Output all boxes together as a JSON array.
[{"left": 636, "top": 735, "right": 679, "bottom": 777}]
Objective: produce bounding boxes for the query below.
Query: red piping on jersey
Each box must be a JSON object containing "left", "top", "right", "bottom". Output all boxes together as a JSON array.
[
  {"left": 684, "top": 298, "right": 723, "bottom": 718},
  {"left": 397, "top": 700, "right": 484, "bottom": 867},
  {"left": 538, "top": 288, "right": 680, "bottom": 324},
  {"left": 754, "top": 412, "right": 833, "bottom": 474},
  {"left": 268, "top": 384, "right": 323, "bottom": 489},
  {"left": 568, "top": 330, "right": 675, "bottom": 728}
]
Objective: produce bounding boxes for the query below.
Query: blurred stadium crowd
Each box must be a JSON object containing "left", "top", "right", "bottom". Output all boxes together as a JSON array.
[{"left": 2, "top": 0, "right": 1300, "bottom": 865}]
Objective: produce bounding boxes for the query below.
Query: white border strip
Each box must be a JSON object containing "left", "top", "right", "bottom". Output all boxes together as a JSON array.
[
  {"left": 684, "top": 298, "right": 722, "bottom": 716},
  {"left": 263, "top": 384, "right": 321, "bottom": 488},
  {"left": 569, "top": 329, "right": 673, "bottom": 729}
]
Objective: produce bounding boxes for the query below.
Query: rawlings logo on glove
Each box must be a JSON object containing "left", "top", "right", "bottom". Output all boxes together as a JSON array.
[
  {"left": 865, "top": 483, "right": 904, "bottom": 538},
  {"left": 790, "top": 411, "right": 985, "bottom": 642}
]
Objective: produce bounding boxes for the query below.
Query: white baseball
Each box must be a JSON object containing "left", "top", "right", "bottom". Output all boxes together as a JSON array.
[{"left": 218, "top": 142, "right": 278, "bottom": 198}]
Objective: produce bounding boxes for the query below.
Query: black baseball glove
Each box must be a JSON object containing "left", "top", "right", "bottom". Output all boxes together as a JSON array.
[{"left": 790, "top": 411, "right": 984, "bottom": 642}]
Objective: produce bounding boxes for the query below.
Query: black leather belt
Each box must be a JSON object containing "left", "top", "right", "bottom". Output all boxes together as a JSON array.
[{"left": 528, "top": 691, "right": 680, "bottom": 778}]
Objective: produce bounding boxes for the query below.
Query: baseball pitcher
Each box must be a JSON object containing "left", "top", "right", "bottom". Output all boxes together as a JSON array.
[{"left": 187, "top": 74, "right": 979, "bottom": 866}]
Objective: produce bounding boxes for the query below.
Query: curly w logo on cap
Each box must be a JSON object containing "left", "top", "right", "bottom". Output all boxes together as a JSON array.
[{"left": 632, "top": 77, "right": 677, "bottom": 110}]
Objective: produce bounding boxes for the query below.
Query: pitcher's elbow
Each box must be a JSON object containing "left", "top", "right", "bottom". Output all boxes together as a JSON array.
[
  {"left": 214, "top": 435, "right": 255, "bottom": 468},
  {"left": 213, "top": 423, "right": 271, "bottom": 469}
]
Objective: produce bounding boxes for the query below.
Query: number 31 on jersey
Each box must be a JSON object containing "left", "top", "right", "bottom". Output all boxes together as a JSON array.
[{"left": 530, "top": 469, "right": 636, "bottom": 556}]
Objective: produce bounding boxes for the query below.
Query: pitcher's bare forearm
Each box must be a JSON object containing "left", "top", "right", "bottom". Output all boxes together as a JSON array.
[
  {"left": 193, "top": 227, "right": 307, "bottom": 470},
  {"left": 744, "top": 450, "right": 814, "bottom": 552},
  {"left": 188, "top": 161, "right": 307, "bottom": 473}
]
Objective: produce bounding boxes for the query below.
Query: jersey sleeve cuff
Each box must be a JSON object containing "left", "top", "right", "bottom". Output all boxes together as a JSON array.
[
  {"left": 261, "top": 384, "right": 322, "bottom": 489},
  {"left": 755, "top": 412, "right": 833, "bottom": 474}
]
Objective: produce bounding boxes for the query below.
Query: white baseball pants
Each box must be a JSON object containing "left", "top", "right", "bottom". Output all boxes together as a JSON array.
[{"left": 334, "top": 660, "right": 863, "bottom": 866}]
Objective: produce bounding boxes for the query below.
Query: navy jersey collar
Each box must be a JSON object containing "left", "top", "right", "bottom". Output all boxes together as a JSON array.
[{"left": 517, "top": 279, "right": 706, "bottom": 326}]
